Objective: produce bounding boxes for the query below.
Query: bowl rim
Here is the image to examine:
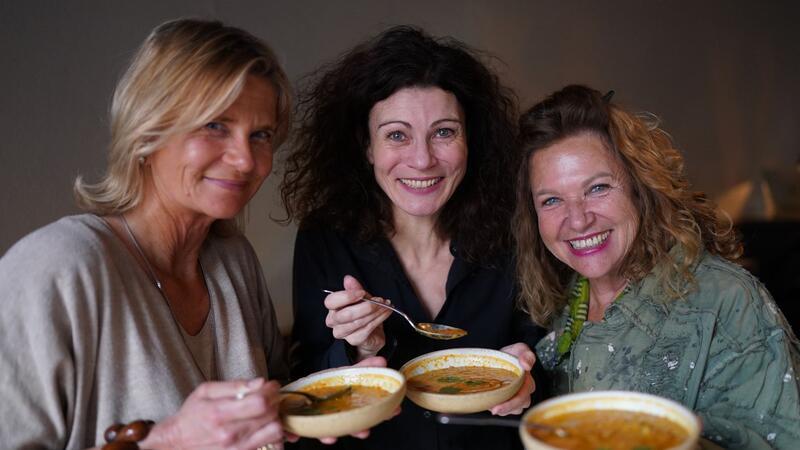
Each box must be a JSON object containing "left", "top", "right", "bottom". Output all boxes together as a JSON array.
[
  {"left": 282, "top": 366, "right": 405, "bottom": 393},
  {"left": 400, "top": 347, "right": 525, "bottom": 378},
  {"left": 519, "top": 390, "right": 702, "bottom": 450}
]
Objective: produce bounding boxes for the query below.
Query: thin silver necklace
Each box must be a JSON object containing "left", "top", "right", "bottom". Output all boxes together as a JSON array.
[{"left": 120, "top": 214, "right": 217, "bottom": 380}]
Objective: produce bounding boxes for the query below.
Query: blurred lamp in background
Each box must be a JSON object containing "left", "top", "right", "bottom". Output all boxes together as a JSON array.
[{"left": 717, "top": 158, "right": 800, "bottom": 223}]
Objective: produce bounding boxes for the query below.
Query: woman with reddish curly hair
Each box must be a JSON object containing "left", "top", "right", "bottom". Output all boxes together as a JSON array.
[
  {"left": 281, "top": 26, "right": 544, "bottom": 450},
  {"left": 515, "top": 84, "right": 800, "bottom": 449}
]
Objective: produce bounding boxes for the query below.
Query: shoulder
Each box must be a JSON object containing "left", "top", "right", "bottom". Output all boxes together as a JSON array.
[
  {"left": 205, "top": 231, "right": 258, "bottom": 261},
  {"left": 202, "top": 232, "right": 265, "bottom": 283},
  {"left": 688, "top": 252, "right": 789, "bottom": 344},
  {"left": 1, "top": 214, "right": 116, "bottom": 275},
  {"left": 294, "top": 221, "right": 363, "bottom": 257},
  {"left": 0, "top": 214, "right": 120, "bottom": 322}
]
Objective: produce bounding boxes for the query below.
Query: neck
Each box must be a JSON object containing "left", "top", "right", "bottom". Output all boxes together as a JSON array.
[
  {"left": 389, "top": 212, "right": 449, "bottom": 264},
  {"left": 120, "top": 201, "right": 213, "bottom": 279},
  {"left": 587, "top": 275, "right": 627, "bottom": 320}
]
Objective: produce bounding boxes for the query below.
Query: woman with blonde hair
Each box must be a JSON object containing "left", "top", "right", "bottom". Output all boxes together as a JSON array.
[
  {"left": 514, "top": 84, "right": 800, "bottom": 448},
  {"left": 0, "top": 18, "right": 299, "bottom": 449}
]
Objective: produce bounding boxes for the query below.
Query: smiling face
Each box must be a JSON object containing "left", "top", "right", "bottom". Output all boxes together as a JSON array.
[
  {"left": 530, "top": 133, "right": 639, "bottom": 286},
  {"left": 145, "top": 75, "right": 277, "bottom": 223},
  {"left": 367, "top": 87, "right": 467, "bottom": 225}
]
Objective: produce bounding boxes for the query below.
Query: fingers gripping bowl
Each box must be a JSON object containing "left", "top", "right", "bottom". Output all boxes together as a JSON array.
[
  {"left": 400, "top": 348, "right": 525, "bottom": 413},
  {"left": 279, "top": 367, "right": 405, "bottom": 438}
]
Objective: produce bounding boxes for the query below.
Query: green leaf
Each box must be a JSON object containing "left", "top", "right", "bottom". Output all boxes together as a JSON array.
[
  {"left": 464, "top": 379, "right": 487, "bottom": 386},
  {"left": 439, "top": 386, "right": 462, "bottom": 394},
  {"left": 437, "top": 376, "right": 462, "bottom": 383}
]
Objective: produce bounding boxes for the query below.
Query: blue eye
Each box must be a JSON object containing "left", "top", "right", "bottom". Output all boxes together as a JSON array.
[
  {"left": 251, "top": 130, "right": 274, "bottom": 143},
  {"left": 204, "top": 122, "right": 227, "bottom": 135},
  {"left": 588, "top": 183, "right": 611, "bottom": 194},
  {"left": 387, "top": 130, "right": 406, "bottom": 141},
  {"left": 434, "top": 127, "right": 455, "bottom": 138},
  {"left": 541, "top": 197, "right": 560, "bottom": 207}
]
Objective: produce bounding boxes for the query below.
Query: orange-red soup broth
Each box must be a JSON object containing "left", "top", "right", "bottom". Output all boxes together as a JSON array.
[
  {"left": 281, "top": 385, "right": 390, "bottom": 416},
  {"left": 527, "top": 409, "right": 688, "bottom": 450},
  {"left": 407, "top": 366, "right": 518, "bottom": 394}
]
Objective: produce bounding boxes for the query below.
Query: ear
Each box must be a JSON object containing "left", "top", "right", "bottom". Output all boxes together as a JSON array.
[{"left": 366, "top": 144, "right": 375, "bottom": 165}]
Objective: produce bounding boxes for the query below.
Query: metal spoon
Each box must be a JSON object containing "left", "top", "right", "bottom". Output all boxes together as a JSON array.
[
  {"left": 322, "top": 289, "right": 467, "bottom": 340},
  {"left": 281, "top": 385, "right": 352, "bottom": 404},
  {"left": 435, "top": 413, "right": 569, "bottom": 438}
]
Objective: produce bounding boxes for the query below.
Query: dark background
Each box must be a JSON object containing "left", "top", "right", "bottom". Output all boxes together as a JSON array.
[{"left": 1, "top": 1, "right": 798, "bottom": 333}]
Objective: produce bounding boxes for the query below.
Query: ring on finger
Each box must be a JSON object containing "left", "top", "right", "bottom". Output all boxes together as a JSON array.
[{"left": 235, "top": 388, "right": 247, "bottom": 400}]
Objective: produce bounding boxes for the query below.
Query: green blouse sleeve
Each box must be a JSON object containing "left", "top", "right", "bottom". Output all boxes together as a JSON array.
[{"left": 692, "top": 266, "right": 800, "bottom": 449}]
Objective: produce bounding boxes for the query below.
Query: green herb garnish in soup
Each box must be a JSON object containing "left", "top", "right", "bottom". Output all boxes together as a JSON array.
[{"left": 408, "top": 366, "right": 517, "bottom": 395}]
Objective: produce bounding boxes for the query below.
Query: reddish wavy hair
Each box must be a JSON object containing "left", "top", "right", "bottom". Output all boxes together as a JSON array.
[{"left": 514, "top": 85, "right": 742, "bottom": 326}]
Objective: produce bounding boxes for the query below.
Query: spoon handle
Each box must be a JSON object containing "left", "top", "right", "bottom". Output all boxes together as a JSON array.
[
  {"left": 321, "top": 289, "right": 417, "bottom": 329},
  {"left": 359, "top": 296, "right": 417, "bottom": 329},
  {"left": 436, "top": 414, "right": 567, "bottom": 436},
  {"left": 436, "top": 414, "right": 520, "bottom": 428}
]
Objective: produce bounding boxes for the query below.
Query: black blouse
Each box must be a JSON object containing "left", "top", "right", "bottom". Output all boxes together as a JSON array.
[{"left": 287, "top": 225, "right": 546, "bottom": 450}]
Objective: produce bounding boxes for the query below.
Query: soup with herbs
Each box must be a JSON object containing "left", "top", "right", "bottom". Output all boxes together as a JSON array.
[
  {"left": 527, "top": 409, "right": 688, "bottom": 450},
  {"left": 281, "top": 385, "right": 391, "bottom": 416},
  {"left": 407, "top": 366, "right": 518, "bottom": 394}
]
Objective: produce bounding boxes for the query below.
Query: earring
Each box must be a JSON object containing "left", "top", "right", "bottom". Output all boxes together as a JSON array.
[{"left": 137, "top": 156, "right": 145, "bottom": 165}]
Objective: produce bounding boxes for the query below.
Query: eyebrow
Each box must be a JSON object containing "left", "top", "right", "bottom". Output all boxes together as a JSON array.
[
  {"left": 376, "top": 117, "right": 462, "bottom": 130},
  {"left": 533, "top": 171, "right": 615, "bottom": 197},
  {"left": 215, "top": 115, "right": 275, "bottom": 131}
]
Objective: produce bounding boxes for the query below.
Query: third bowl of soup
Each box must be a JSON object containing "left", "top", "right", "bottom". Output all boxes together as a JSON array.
[
  {"left": 519, "top": 390, "right": 701, "bottom": 450},
  {"left": 399, "top": 348, "right": 524, "bottom": 413}
]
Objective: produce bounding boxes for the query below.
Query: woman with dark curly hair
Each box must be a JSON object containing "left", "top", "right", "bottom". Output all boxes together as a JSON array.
[
  {"left": 281, "top": 26, "right": 544, "bottom": 450},
  {"left": 515, "top": 84, "right": 800, "bottom": 449}
]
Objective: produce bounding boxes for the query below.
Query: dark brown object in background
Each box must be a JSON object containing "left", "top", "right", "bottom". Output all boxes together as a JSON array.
[{"left": 737, "top": 221, "right": 800, "bottom": 335}]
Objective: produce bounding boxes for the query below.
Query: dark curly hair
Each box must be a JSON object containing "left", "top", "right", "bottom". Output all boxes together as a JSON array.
[
  {"left": 279, "top": 25, "right": 517, "bottom": 263},
  {"left": 513, "top": 85, "right": 742, "bottom": 326}
]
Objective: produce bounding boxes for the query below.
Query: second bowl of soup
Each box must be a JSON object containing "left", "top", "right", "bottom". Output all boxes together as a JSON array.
[{"left": 400, "top": 348, "right": 524, "bottom": 413}]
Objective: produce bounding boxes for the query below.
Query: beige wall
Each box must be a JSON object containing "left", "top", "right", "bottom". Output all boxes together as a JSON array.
[{"left": 2, "top": 1, "right": 798, "bottom": 333}]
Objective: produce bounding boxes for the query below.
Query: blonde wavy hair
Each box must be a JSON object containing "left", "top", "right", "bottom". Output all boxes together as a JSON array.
[
  {"left": 514, "top": 85, "right": 741, "bottom": 326},
  {"left": 74, "top": 18, "right": 292, "bottom": 234}
]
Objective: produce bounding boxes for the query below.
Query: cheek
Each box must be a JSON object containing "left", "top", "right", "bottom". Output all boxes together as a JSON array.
[
  {"left": 442, "top": 142, "right": 467, "bottom": 170},
  {"left": 536, "top": 213, "right": 559, "bottom": 246},
  {"left": 253, "top": 150, "right": 273, "bottom": 180}
]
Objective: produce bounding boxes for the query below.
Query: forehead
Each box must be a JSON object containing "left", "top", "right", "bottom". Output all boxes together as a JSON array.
[
  {"left": 529, "top": 133, "right": 623, "bottom": 185},
  {"left": 368, "top": 86, "right": 462, "bottom": 122},
  {"left": 225, "top": 75, "right": 277, "bottom": 119}
]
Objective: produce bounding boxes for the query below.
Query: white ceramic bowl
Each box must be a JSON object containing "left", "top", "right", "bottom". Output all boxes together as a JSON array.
[
  {"left": 280, "top": 366, "right": 405, "bottom": 438},
  {"left": 519, "top": 390, "right": 701, "bottom": 450},
  {"left": 399, "top": 348, "right": 524, "bottom": 414}
]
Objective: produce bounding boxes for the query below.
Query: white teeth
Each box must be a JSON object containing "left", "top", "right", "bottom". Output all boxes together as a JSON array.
[
  {"left": 569, "top": 231, "right": 610, "bottom": 250},
  {"left": 400, "top": 178, "right": 441, "bottom": 189}
]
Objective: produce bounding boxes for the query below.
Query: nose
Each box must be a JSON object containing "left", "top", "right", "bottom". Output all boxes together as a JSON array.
[
  {"left": 223, "top": 135, "right": 255, "bottom": 174},
  {"left": 407, "top": 138, "right": 436, "bottom": 169},
  {"left": 566, "top": 198, "right": 593, "bottom": 231}
]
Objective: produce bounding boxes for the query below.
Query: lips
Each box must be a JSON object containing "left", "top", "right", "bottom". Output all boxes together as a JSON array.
[
  {"left": 566, "top": 230, "right": 611, "bottom": 256},
  {"left": 204, "top": 177, "right": 249, "bottom": 191},
  {"left": 399, "top": 177, "right": 443, "bottom": 189}
]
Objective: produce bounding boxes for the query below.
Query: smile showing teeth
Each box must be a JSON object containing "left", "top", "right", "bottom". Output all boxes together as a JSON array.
[
  {"left": 569, "top": 231, "right": 610, "bottom": 250},
  {"left": 400, "top": 177, "right": 442, "bottom": 189}
]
